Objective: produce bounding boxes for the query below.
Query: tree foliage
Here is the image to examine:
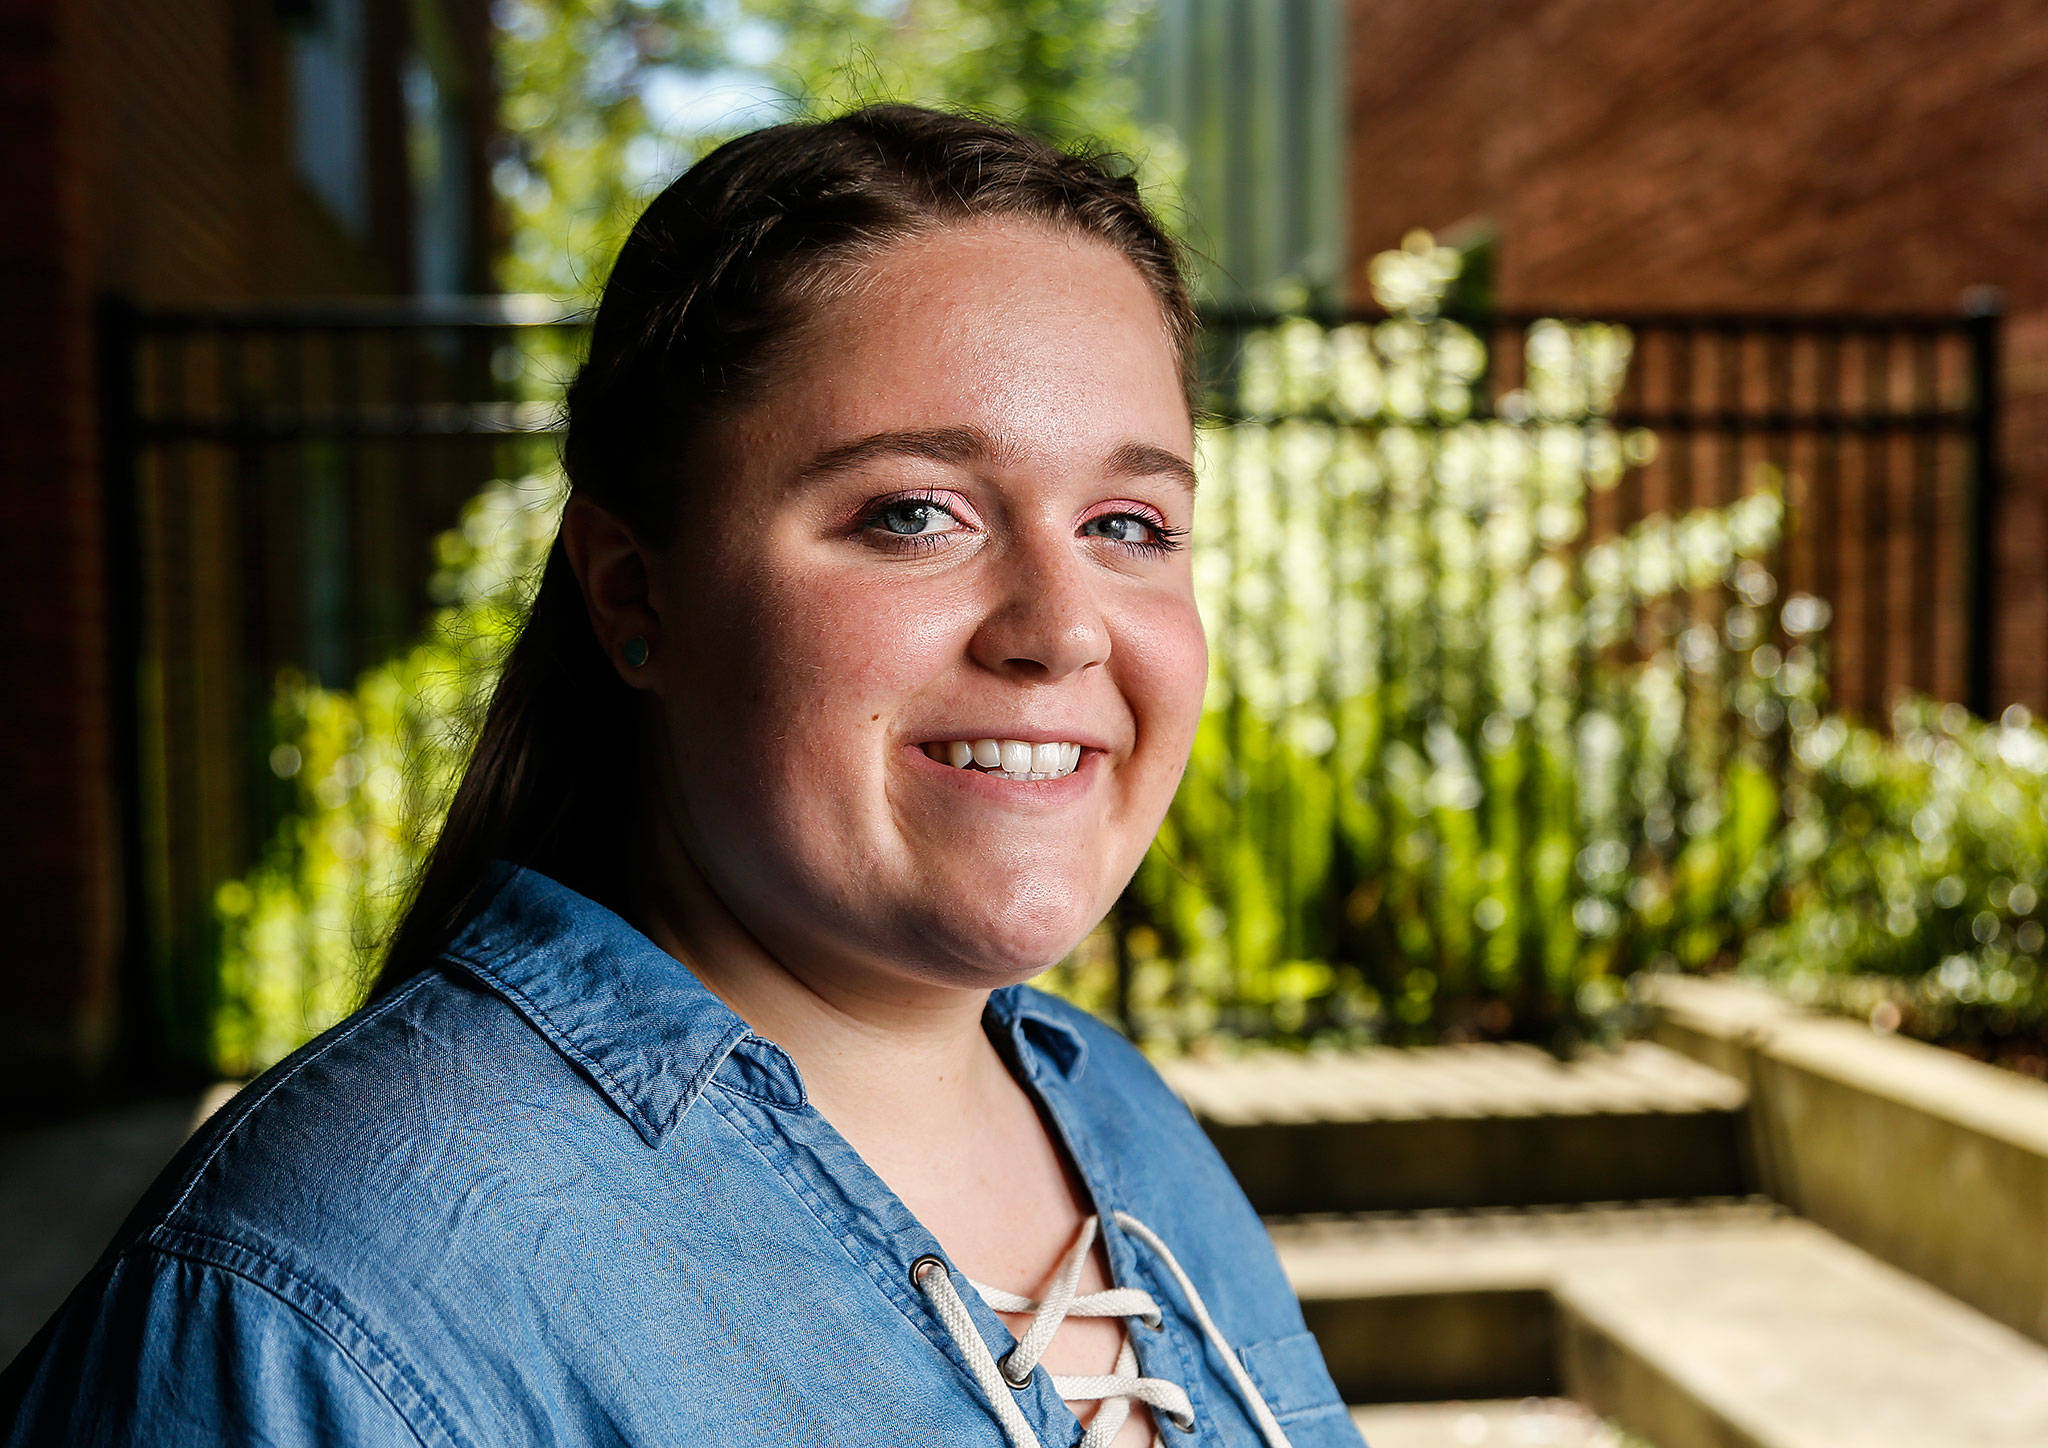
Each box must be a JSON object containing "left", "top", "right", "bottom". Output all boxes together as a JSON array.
[{"left": 493, "top": 0, "right": 1179, "bottom": 302}]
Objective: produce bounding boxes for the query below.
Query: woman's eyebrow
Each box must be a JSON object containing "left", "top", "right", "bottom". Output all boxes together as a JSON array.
[
  {"left": 792, "top": 426, "right": 1197, "bottom": 494},
  {"left": 793, "top": 425, "right": 1003, "bottom": 484},
  {"left": 1105, "top": 440, "right": 1199, "bottom": 495}
]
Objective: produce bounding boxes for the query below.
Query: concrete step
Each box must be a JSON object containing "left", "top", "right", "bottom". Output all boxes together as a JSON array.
[
  {"left": 1277, "top": 1201, "right": 2048, "bottom": 1448},
  {"left": 1163, "top": 1041, "right": 1751, "bottom": 1214},
  {"left": 1640, "top": 971, "right": 2048, "bottom": 1353},
  {"left": 1349, "top": 1398, "right": 1649, "bottom": 1448}
]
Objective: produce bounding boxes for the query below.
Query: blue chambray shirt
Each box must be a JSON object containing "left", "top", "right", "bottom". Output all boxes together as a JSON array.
[{"left": 2, "top": 859, "right": 1361, "bottom": 1447}]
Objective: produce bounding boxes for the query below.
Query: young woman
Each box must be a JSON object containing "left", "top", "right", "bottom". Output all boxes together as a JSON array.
[{"left": 2, "top": 103, "right": 1359, "bottom": 1448}]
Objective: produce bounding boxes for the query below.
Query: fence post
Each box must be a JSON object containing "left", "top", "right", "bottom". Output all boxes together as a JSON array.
[
  {"left": 97, "top": 293, "right": 161, "bottom": 1084},
  {"left": 1963, "top": 289, "right": 2003, "bottom": 720}
]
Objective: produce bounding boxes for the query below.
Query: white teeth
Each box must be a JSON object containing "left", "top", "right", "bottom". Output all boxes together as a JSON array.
[{"left": 925, "top": 737, "right": 1086, "bottom": 781}]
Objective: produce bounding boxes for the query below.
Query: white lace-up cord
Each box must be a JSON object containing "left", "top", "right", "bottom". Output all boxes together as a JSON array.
[
  {"left": 912, "top": 1212, "right": 1297, "bottom": 1448},
  {"left": 966, "top": 1213, "right": 1188, "bottom": 1448},
  {"left": 1111, "top": 1210, "right": 1295, "bottom": 1448},
  {"left": 914, "top": 1221, "right": 1184, "bottom": 1448},
  {"left": 916, "top": 1258, "right": 1046, "bottom": 1448}
]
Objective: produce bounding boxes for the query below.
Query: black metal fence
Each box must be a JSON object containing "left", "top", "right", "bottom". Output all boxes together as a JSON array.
[
  {"left": 1200, "top": 304, "right": 2003, "bottom": 713},
  {"left": 100, "top": 296, "right": 2004, "bottom": 1065},
  {"left": 1108, "top": 304, "right": 2004, "bottom": 1043},
  {"left": 99, "top": 297, "right": 587, "bottom": 1073}
]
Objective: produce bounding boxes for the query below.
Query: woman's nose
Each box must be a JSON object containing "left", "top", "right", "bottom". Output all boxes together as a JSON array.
[{"left": 967, "top": 533, "right": 1112, "bottom": 682}]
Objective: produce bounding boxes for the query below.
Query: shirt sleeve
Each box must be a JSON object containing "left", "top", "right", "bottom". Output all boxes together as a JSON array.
[{"left": 2, "top": 1245, "right": 435, "bottom": 1448}]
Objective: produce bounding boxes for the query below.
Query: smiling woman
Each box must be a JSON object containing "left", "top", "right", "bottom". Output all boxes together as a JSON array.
[{"left": 0, "top": 104, "right": 1359, "bottom": 1448}]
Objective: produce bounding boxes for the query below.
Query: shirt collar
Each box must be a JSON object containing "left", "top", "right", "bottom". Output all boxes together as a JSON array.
[
  {"left": 441, "top": 858, "right": 804, "bottom": 1147},
  {"left": 439, "top": 859, "right": 1090, "bottom": 1146},
  {"left": 985, "top": 982, "right": 1092, "bottom": 1082}
]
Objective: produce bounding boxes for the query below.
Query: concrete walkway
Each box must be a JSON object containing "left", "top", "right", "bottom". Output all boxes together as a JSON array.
[{"left": 0, "top": 1091, "right": 225, "bottom": 1364}]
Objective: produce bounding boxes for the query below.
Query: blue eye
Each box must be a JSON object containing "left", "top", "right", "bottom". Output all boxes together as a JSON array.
[
  {"left": 1080, "top": 511, "right": 1186, "bottom": 553},
  {"left": 1082, "top": 514, "right": 1149, "bottom": 544},
  {"left": 856, "top": 491, "right": 967, "bottom": 550},
  {"left": 876, "top": 500, "right": 951, "bottom": 536}
]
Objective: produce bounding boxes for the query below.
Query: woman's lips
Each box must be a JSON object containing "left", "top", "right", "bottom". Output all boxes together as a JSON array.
[
  {"left": 917, "top": 737, "right": 1084, "bottom": 779},
  {"left": 900, "top": 741, "right": 1098, "bottom": 802}
]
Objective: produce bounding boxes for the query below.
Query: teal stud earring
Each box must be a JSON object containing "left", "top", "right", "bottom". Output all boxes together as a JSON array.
[{"left": 622, "top": 635, "right": 650, "bottom": 668}]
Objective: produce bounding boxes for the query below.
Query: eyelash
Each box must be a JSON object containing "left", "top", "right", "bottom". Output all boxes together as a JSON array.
[{"left": 853, "top": 491, "right": 1186, "bottom": 555}]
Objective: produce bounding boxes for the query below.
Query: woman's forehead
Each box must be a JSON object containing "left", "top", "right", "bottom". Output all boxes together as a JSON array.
[{"left": 750, "top": 227, "right": 1187, "bottom": 438}]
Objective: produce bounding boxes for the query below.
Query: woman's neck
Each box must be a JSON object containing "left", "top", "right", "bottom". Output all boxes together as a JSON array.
[{"left": 624, "top": 807, "right": 1017, "bottom": 1157}]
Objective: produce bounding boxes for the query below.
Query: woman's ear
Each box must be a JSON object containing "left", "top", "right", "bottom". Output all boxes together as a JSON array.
[{"left": 560, "top": 494, "right": 661, "bottom": 689}]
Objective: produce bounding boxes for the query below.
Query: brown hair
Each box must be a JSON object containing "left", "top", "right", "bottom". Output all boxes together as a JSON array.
[{"left": 365, "top": 101, "right": 1199, "bottom": 1003}]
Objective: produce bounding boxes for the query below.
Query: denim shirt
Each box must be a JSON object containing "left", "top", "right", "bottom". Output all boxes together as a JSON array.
[{"left": 2, "top": 859, "right": 1360, "bottom": 1447}]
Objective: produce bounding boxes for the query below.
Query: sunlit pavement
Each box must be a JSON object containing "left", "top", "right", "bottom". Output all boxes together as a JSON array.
[{"left": 1352, "top": 1397, "right": 1642, "bottom": 1447}]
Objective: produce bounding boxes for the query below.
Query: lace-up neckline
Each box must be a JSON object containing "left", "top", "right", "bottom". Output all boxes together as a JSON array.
[{"left": 914, "top": 1210, "right": 1297, "bottom": 1448}]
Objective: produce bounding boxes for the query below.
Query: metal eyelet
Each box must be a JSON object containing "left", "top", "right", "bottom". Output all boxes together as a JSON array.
[
  {"left": 998, "top": 1349, "right": 1035, "bottom": 1390},
  {"left": 1166, "top": 1410, "right": 1198, "bottom": 1434},
  {"left": 910, "top": 1253, "right": 945, "bottom": 1289},
  {"left": 1138, "top": 1311, "right": 1165, "bottom": 1333}
]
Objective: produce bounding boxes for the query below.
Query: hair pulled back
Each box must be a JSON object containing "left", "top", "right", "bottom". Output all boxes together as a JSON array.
[{"left": 366, "top": 101, "right": 1198, "bottom": 1003}]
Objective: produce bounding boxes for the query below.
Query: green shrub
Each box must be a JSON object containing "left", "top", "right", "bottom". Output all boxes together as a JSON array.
[
  {"left": 1050, "top": 234, "right": 1816, "bottom": 1050},
  {"left": 210, "top": 475, "right": 561, "bottom": 1076},
  {"left": 1738, "top": 696, "right": 2048, "bottom": 1059}
]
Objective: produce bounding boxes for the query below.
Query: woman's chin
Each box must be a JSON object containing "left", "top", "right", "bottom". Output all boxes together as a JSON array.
[{"left": 901, "top": 896, "right": 1105, "bottom": 989}]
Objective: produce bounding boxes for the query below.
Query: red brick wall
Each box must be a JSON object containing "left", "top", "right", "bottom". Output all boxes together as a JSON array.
[
  {"left": 0, "top": 0, "right": 495, "bottom": 1096},
  {"left": 0, "top": 2, "right": 117, "bottom": 1090},
  {"left": 1343, "top": 0, "right": 2048, "bottom": 715}
]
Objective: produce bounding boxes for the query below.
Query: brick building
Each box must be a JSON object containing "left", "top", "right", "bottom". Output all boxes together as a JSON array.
[
  {"left": 1340, "top": 0, "right": 2048, "bottom": 717},
  {"left": 1, "top": 0, "right": 496, "bottom": 1098}
]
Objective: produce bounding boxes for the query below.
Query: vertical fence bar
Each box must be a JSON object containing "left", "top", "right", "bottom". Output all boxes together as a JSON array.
[
  {"left": 1467, "top": 313, "right": 1500, "bottom": 1002},
  {"left": 1314, "top": 342, "right": 1351, "bottom": 1029},
  {"left": 97, "top": 296, "right": 161, "bottom": 1083},
  {"left": 1662, "top": 322, "right": 1697, "bottom": 962},
  {"left": 221, "top": 323, "right": 270, "bottom": 874},
  {"left": 336, "top": 326, "right": 366, "bottom": 682},
  {"left": 161, "top": 327, "right": 209, "bottom": 1069},
  {"left": 1964, "top": 296, "right": 2003, "bottom": 718},
  {"left": 1218, "top": 324, "right": 1246, "bottom": 1040},
  {"left": 1708, "top": 324, "right": 1743, "bottom": 950},
  {"left": 1420, "top": 315, "right": 1449, "bottom": 1006},
  {"left": 1611, "top": 324, "right": 1649, "bottom": 977},
  {"left": 1268, "top": 344, "right": 1293, "bottom": 989},
  {"left": 1910, "top": 331, "right": 1940, "bottom": 698},
  {"left": 1813, "top": 328, "right": 1842, "bottom": 639},
  {"left": 1861, "top": 331, "right": 1892, "bottom": 719},
  {"left": 1759, "top": 324, "right": 1797, "bottom": 931},
  {"left": 285, "top": 323, "right": 318, "bottom": 1047}
]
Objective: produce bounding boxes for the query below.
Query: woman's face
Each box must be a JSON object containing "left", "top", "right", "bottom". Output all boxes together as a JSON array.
[{"left": 641, "top": 216, "right": 1206, "bottom": 993}]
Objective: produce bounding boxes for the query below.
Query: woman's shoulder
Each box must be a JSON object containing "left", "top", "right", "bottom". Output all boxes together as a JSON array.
[
  {"left": 2, "top": 965, "right": 626, "bottom": 1442},
  {"left": 115, "top": 964, "right": 633, "bottom": 1285}
]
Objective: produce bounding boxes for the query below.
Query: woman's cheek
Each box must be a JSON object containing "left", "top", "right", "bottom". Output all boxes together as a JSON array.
[{"left": 1124, "top": 591, "right": 1210, "bottom": 754}]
